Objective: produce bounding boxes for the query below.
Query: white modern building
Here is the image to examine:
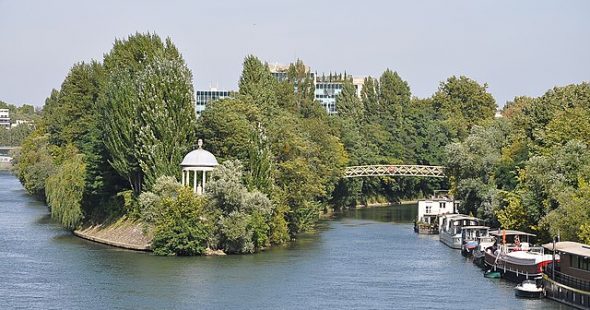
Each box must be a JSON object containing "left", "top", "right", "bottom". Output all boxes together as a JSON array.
[{"left": 0, "top": 109, "right": 10, "bottom": 128}]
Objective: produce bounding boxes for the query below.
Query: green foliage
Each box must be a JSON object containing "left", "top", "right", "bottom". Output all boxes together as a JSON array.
[
  {"left": 0, "top": 123, "right": 34, "bottom": 146},
  {"left": 205, "top": 160, "right": 275, "bottom": 253},
  {"left": 433, "top": 76, "right": 496, "bottom": 141},
  {"left": 100, "top": 32, "right": 194, "bottom": 194},
  {"left": 138, "top": 176, "right": 183, "bottom": 224},
  {"left": 45, "top": 147, "right": 86, "bottom": 230},
  {"left": 14, "top": 132, "right": 56, "bottom": 199},
  {"left": 449, "top": 83, "right": 590, "bottom": 242},
  {"left": 495, "top": 192, "right": 529, "bottom": 231},
  {"left": 152, "top": 187, "right": 213, "bottom": 256}
]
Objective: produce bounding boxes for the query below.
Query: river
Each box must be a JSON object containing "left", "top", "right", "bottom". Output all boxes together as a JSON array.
[{"left": 0, "top": 172, "right": 569, "bottom": 309}]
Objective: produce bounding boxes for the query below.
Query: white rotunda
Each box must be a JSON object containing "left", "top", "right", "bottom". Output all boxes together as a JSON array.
[{"left": 180, "top": 139, "right": 218, "bottom": 195}]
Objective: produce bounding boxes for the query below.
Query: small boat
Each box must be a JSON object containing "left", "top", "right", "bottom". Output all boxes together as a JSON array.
[
  {"left": 514, "top": 280, "right": 543, "bottom": 298},
  {"left": 484, "top": 270, "right": 501, "bottom": 278}
]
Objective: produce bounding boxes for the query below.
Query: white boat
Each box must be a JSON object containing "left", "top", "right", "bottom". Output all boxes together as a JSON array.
[
  {"left": 439, "top": 214, "right": 480, "bottom": 249},
  {"left": 461, "top": 226, "right": 491, "bottom": 256},
  {"left": 514, "top": 280, "right": 543, "bottom": 298}
]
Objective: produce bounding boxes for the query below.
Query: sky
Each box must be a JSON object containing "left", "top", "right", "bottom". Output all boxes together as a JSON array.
[{"left": 1, "top": 0, "right": 589, "bottom": 108}]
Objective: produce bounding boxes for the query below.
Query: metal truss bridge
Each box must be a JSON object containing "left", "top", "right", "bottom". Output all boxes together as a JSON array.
[{"left": 343, "top": 165, "right": 446, "bottom": 178}]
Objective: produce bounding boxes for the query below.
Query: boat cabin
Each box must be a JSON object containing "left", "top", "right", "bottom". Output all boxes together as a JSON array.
[
  {"left": 416, "top": 194, "right": 459, "bottom": 223},
  {"left": 542, "top": 241, "right": 590, "bottom": 309},
  {"left": 489, "top": 229, "right": 535, "bottom": 251},
  {"left": 543, "top": 241, "right": 590, "bottom": 282},
  {"left": 461, "top": 226, "right": 490, "bottom": 242}
]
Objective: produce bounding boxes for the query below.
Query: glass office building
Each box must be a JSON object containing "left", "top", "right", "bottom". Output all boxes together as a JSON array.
[{"left": 195, "top": 89, "right": 234, "bottom": 115}]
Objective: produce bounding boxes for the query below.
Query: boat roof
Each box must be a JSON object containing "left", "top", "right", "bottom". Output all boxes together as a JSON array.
[
  {"left": 543, "top": 241, "right": 590, "bottom": 257},
  {"left": 451, "top": 215, "right": 480, "bottom": 221},
  {"left": 461, "top": 226, "right": 489, "bottom": 230},
  {"left": 489, "top": 229, "right": 536, "bottom": 237}
]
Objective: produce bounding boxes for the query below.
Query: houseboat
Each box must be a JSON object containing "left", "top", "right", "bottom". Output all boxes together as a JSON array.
[
  {"left": 439, "top": 214, "right": 480, "bottom": 249},
  {"left": 543, "top": 241, "right": 590, "bottom": 309},
  {"left": 484, "top": 230, "right": 554, "bottom": 282},
  {"left": 414, "top": 193, "right": 459, "bottom": 234},
  {"left": 473, "top": 235, "right": 496, "bottom": 268},
  {"left": 461, "top": 226, "right": 491, "bottom": 256}
]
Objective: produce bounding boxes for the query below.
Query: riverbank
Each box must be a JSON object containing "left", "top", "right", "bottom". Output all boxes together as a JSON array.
[{"left": 74, "top": 217, "right": 152, "bottom": 251}]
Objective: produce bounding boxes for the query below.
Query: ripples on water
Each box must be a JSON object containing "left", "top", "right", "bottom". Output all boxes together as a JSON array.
[{"left": 0, "top": 172, "right": 568, "bottom": 309}]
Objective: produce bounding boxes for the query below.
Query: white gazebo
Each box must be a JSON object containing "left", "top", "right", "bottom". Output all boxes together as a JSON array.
[{"left": 180, "top": 139, "right": 218, "bottom": 195}]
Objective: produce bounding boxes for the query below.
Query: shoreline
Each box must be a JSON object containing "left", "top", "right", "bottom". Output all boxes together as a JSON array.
[{"left": 74, "top": 200, "right": 419, "bottom": 252}]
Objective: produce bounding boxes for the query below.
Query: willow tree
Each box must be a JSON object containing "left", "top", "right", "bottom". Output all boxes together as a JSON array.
[{"left": 100, "top": 33, "right": 196, "bottom": 194}]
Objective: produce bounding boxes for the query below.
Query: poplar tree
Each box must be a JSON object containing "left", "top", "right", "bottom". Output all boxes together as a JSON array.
[{"left": 100, "top": 33, "right": 195, "bottom": 194}]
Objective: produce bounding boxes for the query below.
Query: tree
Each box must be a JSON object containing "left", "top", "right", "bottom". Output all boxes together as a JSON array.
[
  {"left": 99, "top": 33, "right": 194, "bottom": 194},
  {"left": 433, "top": 76, "right": 496, "bottom": 141},
  {"left": 45, "top": 146, "right": 86, "bottom": 230}
]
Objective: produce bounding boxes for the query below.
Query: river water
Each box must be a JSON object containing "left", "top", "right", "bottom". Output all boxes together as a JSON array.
[{"left": 0, "top": 172, "right": 569, "bottom": 309}]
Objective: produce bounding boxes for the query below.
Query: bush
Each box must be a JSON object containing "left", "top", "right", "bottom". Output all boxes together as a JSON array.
[
  {"left": 151, "top": 187, "right": 214, "bottom": 256},
  {"left": 138, "top": 176, "right": 182, "bottom": 224}
]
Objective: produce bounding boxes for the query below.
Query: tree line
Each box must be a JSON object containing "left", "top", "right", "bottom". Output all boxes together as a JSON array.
[
  {"left": 14, "top": 31, "right": 584, "bottom": 254},
  {"left": 0, "top": 101, "right": 38, "bottom": 146},
  {"left": 446, "top": 83, "right": 590, "bottom": 243}
]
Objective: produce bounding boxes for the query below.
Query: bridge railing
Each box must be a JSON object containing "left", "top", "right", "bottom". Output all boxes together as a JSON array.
[{"left": 344, "top": 165, "right": 446, "bottom": 178}]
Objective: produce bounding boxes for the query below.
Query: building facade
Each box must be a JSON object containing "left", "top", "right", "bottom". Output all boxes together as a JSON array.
[
  {"left": 313, "top": 76, "right": 364, "bottom": 115},
  {"left": 268, "top": 64, "right": 364, "bottom": 115},
  {"left": 0, "top": 109, "right": 10, "bottom": 128},
  {"left": 194, "top": 63, "right": 364, "bottom": 116},
  {"left": 195, "top": 89, "right": 234, "bottom": 116}
]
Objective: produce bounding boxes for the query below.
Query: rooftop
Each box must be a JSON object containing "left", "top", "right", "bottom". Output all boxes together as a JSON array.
[
  {"left": 180, "top": 139, "right": 218, "bottom": 168},
  {"left": 543, "top": 241, "right": 590, "bottom": 257},
  {"left": 489, "top": 229, "right": 536, "bottom": 237}
]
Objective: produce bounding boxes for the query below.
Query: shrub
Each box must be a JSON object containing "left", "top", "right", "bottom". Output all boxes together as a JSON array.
[{"left": 151, "top": 187, "right": 213, "bottom": 256}]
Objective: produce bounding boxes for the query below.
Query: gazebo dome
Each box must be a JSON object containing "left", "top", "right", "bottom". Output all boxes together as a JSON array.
[{"left": 181, "top": 139, "right": 218, "bottom": 168}]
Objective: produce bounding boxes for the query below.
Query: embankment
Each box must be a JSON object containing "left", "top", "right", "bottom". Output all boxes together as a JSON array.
[{"left": 74, "top": 217, "right": 152, "bottom": 251}]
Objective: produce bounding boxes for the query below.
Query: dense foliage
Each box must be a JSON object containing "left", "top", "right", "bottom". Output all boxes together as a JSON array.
[
  {"left": 0, "top": 100, "right": 38, "bottom": 146},
  {"left": 15, "top": 33, "right": 196, "bottom": 229},
  {"left": 447, "top": 83, "right": 590, "bottom": 243},
  {"left": 13, "top": 30, "right": 588, "bottom": 253}
]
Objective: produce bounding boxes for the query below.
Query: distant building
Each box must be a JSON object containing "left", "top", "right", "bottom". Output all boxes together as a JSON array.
[
  {"left": 314, "top": 75, "right": 364, "bottom": 115},
  {"left": 0, "top": 109, "right": 10, "bottom": 128},
  {"left": 268, "top": 64, "right": 364, "bottom": 115},
  {"left": 494, "top": 109, "right": 503, "bottom": 118},
  {"left": 195, "top": 89, "right": 234, "bottom": 116},
  {"left": 11, "top": 119, "right": 32, "bottom": 128}
]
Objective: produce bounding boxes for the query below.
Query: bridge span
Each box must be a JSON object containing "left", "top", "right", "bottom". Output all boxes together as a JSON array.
[{"left": 344, "top": 165, "right": 446, "bottom": 178}]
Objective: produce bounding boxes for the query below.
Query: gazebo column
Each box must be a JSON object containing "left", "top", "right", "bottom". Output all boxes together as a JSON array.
[
  {"left": 202, "top": 171, "right": 206, "bottom": 193},
  {"left": 193, "top": 170, "right": 197, "bottom": 192}
]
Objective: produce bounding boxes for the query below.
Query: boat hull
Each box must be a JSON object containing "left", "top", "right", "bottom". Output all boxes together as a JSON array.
[
  {"left": 484, "top": 251, "right": 546, "bottom": 283},
  {"left": 515, "top": 287, "right": 543, "bottom": 298},
  {"left": 440, "top": 232, "right": 462, "bottom": 249}
]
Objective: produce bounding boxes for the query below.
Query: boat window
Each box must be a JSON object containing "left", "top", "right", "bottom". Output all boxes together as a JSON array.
[{"left": 572, "top": 254, "right": 590, "bottom": 271}]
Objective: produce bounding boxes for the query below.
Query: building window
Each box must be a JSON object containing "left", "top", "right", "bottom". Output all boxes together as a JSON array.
[
  {"left": 426, "top": 206, "right": 432, "bottom": 214},
  {"left": 440, "top": 202, "right": 445, "bottom": 209}
]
